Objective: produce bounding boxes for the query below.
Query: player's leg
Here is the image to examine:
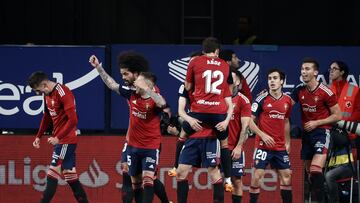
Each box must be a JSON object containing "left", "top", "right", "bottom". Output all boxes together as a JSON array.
[
  {"left": 249, "top": 148, "right": 269, "bottom": 203},
  {"left": 309, "top": 129, "right": 330, "bottom": 202},
  {"left": 131, "top": 174, "right": 144, "bottom": 203},
  {"left": 128, "top": 147, "right": 144, "bottom": 203},
  {"left": 310, "top": 154, "right": 327, "bottom": 202},
  {"left": 39, "top": 144, "right": 64, "bottom": 203},
  {"left": 203, "top": 138, "right": 224, "bottom": 202},
  {"left": 141, "top": 148, "right": 160, "bottom": 203},
  {"left": 220, "top": 138, "right": 233, "bottom": 192},
  {"left": 168, "top": 130, "right": 188, "bottom": 177},
  {"left": 208, "top": 166, "right": 224, "bottom": 203},
  {"left": 231, "top": 151, "right": 245, "bottom": 203},
  {"left": 153, "top": 177, "right": 170, "bottom": 203},
  {"left": 121, "top": 143, "right": 134, "bottom": 203},
  {"left": 249, "top": 168, "right": 265, "bottom": 203},
  {"left": 176, "top": 138, "right": 200, "bottom": 203},
  {"left": 176, "top": 164, "right": 192, "bottom": 203},
  {"left": 278, "top": 169, "right": 292, "bottom": 203},
  {"left": 153, "top": 145, "right": 170, "bottom": 203},
  {"left": 203, "top": 112, "right": 233, "bottom": 192},
  {"left": 271, "top": 150, "right": 292, "bottom": 203},
  {"left": 61, "top": 144, "right": 88, "bottom": 203}
]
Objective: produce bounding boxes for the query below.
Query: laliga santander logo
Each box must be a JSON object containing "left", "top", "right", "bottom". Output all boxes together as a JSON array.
[
  {"left": 168, "top": 57, "right": 260, "bottom": 91},
  {"left": 0, "top": 69, "right": 99, "bottom": 116}
]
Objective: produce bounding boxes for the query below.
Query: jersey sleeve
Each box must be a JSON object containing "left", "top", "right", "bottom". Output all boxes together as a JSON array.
[
  {"left": 178, "top": 84, "right": 189, "bottom": 99},
  {"left": 285, "top": 97, "right": 293, "bottom": 118},
  {"left": 60, "top": 87, "right": 76, "bottom": 111},
  {"left": 185, "top": 60, "right": 195, "bottom": 83},
  {"left": 290, "top": 84, "right": 302, "bottom": 103},
  {"left": 326, "top": 90, "right": 338, "bottom": 108},
  {"left": 252, "top": 92, "right": 266, "bottom": 118},
  {"left": 118, "top": 85, "right": 134, "bottom": 100},
  {"left": 240, "top": 74, "right": 253, "bottom": 102},
  {"left": 239, "top": 94, "right": 252, "bottom": 117}
]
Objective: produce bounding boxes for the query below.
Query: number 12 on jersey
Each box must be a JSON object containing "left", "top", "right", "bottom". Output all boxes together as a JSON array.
[{"left": 202, "top": 70, "right": 224, "bottom": 95}]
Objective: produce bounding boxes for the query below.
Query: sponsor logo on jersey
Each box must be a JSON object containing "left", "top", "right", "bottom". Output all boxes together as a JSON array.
[
  {"left": 302, "top": 103, "right": 317, "bottom": 112},
  {"left": 268, "top": 110, "right": 285, "bottom": 119},
  {"left": 196, "top": 99, "right": 220, "bottom": 106}
]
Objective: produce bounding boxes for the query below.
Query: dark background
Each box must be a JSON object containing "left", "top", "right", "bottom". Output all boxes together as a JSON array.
[{"left": 1, "top": 0, "right": 359, "bottom": 45}]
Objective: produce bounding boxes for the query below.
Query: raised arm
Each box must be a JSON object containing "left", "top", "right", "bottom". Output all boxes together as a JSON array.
[{"left": 89, "top": 55, "right": 120, "bottom": 94}]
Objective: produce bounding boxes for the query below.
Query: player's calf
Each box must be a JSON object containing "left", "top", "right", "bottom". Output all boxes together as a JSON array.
[
  {"left": 63, "top": 169, "right": 88, "bottom": 203},
  {"left": 40, "top": 167, "right": 61, "bottom": 203}
]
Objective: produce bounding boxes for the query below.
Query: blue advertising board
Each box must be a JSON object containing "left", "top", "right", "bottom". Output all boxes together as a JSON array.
[
  {"left": 110, "top": 45, "right": 360, "bottom": 129},
  {"left": 0, "top": 46, "right": 106, "bottom": 129}
]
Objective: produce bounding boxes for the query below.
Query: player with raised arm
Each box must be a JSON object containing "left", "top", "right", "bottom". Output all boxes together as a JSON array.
[{"left": 89, "top": 54, "right": 170, "bottom": 203}]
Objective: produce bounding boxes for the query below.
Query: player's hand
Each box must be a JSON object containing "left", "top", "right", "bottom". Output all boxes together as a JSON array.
[
  {"left": 231, "top": 145, "right": 242, "bottom": 160},
  {"left": 187, "top": 117, "right": 202, "bottom": 131},
  {"left": 304, "top": 120, "right": 318, "bottom": 132},
  {"left": 167, "top": 125, "right": 179, "bottom": 136},
  {"left": 133, "top": 77, "right": 149, "bottom": 90},
  {"left": 215, "top": 120, "right": 229, "bottom": 132},
  {"left": 47, "top": 137, "right": 59, "bottom": 145},
  {"left": 286, "top": 143, "right": 291, "bottom": 154},
  {"left": 33, "top": 138, "right": 40, "bottom": 149},
  {"left": 89, "top": 55, "right": 101, "bottom": 68},
  {"left": 260, "top": 133, "right": 276, "bottom": 147}
]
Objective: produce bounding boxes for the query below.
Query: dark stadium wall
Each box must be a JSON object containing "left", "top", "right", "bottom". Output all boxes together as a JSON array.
[{"left": 0, "top": 0, "right": 359, "bottom": 45}]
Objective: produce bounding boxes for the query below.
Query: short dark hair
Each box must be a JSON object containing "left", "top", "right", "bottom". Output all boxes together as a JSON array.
[
  {"left": 117, "top": 51, "right": 149, "bottom": 73},
  {"left": 231, "top": 69, "right": 243, "bottom": 82},
  {"left": 28, "top": 71, "right": 48, "bottom": 88},
  {"left": 331, "top": 60, "right": 349, "bottom": 79},
  {"left": 267, "top": 68, "right": 285, "bottom": 81},
  {"left": 140, "top": 71, "right": 157, "bottom": 84},
  {"left": 302, "top": 57, "right": 319, "bottom": 71},
  {"left": 219, "top": 49, "right": 235, "bottom": 62},
  {"left": 202, "top": 37, "right": 220, "bottom": 54}
]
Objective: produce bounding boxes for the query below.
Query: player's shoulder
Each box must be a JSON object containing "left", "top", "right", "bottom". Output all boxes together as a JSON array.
[
  {"left": 237, "top": 92, "right": 251, "bottom": 104},
  {"left": 55, "top": 83, "right": 72, "bottom": 98},
  {"left": 318, "top": 83, "right": 334, "bottom": 96},
  {"left": 254, "top": 90, "right": 269, "bottom": 103},
  {"left": 294, "top": 83, "right": 306, "bottom": 90},
  {"left": 283, "top": 92, "right": 292, "bottom": 100}
]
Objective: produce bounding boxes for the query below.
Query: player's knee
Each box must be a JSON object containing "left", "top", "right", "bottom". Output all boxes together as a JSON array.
[
  {"left": 208, "top": 167, "right": 221, "bottom": 182},
  {"left": 309, "top": 164, "right": 323, "bottom": 175},
  {"left": 142, "top": 175, "right": 154, "bottom": 186},
  {"left": 176, "top": 165, "right": 189, "bottom": 180},
  {"left": 132, "top": 181, "right": 142, "bottom": 190},
  {"left": 121, "top": 163, "right": 129, "bottom": 173},
  {"left": 232, "top": 177, "right": 243, "bottom": 193},
  {"left": 251, "top": 171, "right": 264, "bottom": 185},
  {"left": 220, "top": 139, "right": 228, "bottom": 148},
  {"left": 49, "top": 165, "right": 62, "bottom": 175}
]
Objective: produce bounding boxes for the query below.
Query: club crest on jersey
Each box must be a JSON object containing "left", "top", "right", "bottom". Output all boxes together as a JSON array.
[
  {"left": 314, "top": 96, "right": 319, "bottom": 102},
  {"left": 145, "top": 103, "right": 150, "bottom": 110},
  {"left": 284, "top": 103, "right": 289, "bottom": 110},
  {"left": 301, "top": 95, "right": 305, "bottom": 100},
  {"left": 51, "top": 99, "right": 55, "bottom": 107}
]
